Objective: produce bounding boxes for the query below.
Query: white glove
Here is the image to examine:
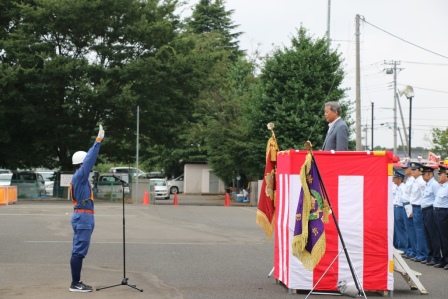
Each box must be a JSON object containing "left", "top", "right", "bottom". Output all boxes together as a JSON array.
[{"left": 97, "top": 124, "right": 105, "bottom": 141}]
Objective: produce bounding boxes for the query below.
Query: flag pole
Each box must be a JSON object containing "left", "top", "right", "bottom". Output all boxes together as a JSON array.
[{"left": 303, "top": 141, "right": 365, "bottom": 297}]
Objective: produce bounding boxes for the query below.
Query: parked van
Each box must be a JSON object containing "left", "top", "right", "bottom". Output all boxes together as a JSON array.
[
  {"left": 10, "top": 171, "right": 46, "bottom": 197},
  {"left": 109, "top": 167, "right": 146, "bottom": 177},
  {"left": 96, "top": 174, "right": 130, "bottom": 199},
  {"left": 149, "top": 178, "right": 170, "bottom": 199},
  {"left": 167, "top": 174, "right": 184, "bottom": 194}
]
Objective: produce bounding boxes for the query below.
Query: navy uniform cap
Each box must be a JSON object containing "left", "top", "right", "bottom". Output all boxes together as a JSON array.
[
  {"left": 438, "top": 165, "right": 448, "bottom": 174},
  {"left": 393, "top": 170, "right": 405, "bottom": 179},
  {"left": 410, "top": 162, "right": 424, "bottom": 171},
  {"left": 402, "top": 161, "right": 412, "bottom": 169},
  {"left": 421, "top": 166, "right": 434, "bottom": 173}
]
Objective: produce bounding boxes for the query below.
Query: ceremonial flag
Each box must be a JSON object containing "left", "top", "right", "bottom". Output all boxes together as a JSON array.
[
  {"left": 256, "top": 123, "right": 279, "bottom": 238},
  {"left": 291, "top": 152, "right": 330, "bottom": 270}
]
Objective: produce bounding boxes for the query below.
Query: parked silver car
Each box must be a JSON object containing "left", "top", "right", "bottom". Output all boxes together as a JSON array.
[
  {"left": 167, "top": 174, "right": 184, "bottom": 194},
  {"left": 36, "top": 171, "right": 55, "bottom": 196}
]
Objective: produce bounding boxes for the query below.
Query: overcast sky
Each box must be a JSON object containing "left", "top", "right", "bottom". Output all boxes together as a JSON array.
[{"left": 184, "top": 0, "right": 448, "bottom": 152}]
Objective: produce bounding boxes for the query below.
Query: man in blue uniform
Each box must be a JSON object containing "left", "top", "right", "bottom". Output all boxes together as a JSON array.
[
  {"left": 392, "top": 169, "right": 407, "bottom": 252},
  {"left": 408, "top": 162, "right": 428, "bottom": 263},
  {"left": 401, "top": 162, "right": 416, "bottom": 259},
  {"left": 69, "top": 125, "right": 104, "bottom": 292},
  {"left": 433, "top": 165, "right": 448, "bottom": 269},
  {"left": 420, "top": 166, "right": 441, "bottom": 266}
]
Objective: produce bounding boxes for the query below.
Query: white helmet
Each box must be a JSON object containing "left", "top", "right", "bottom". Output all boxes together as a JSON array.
[{"left": 72, "top": 151, "right": 87, "bottom": 165}]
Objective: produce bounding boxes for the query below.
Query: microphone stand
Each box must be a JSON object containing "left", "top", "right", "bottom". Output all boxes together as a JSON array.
[{"left": 96, "top": 175, "right": 143, "bottom": 292}]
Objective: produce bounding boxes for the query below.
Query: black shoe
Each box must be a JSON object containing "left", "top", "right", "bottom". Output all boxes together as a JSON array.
[
  {"left": 420, "top": 260, "right": 427, "bottom": 264},
  {"left": 434, "top": 263, "right": 447, "bottom": 268},
  {"left": 69, "top": 281, "right": 93, "bottom": 292},
  {"left": 410, "top": 257, "right": 417, "bottom": 262},
  {"left": 402, "top": 255, "right": 410, "bottom": 259},
  {"left": 444, "top": 264, "right": 448, "bottom": 270},
  {"left": 426, "top": 260, "right": 436, "bottom": 266}
]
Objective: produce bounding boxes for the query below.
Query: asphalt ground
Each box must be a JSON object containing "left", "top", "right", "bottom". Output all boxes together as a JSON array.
[{"left": 0, "top": 195, "right": 447, "bottom": 299}]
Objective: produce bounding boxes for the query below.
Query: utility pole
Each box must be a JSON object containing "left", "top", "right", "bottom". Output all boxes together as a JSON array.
[
  {"left": 327, "top": 0, "right": 331, "bottom": 40},
  {"left": 385, "top": 60, "right": 408, "bottom": 156},
  {"left": 371, "top": 102, "right": 374, "bottom": 150},
  {"left": 355, "top": 15, "right": 362, "bottom": 151}
]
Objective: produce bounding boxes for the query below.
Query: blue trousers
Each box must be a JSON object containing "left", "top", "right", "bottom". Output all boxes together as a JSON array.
[
  {"left": 394, "top": 205, "right": 408, "bottom": 252},
  {"left": 71, "top": 212, "right": 94, "bottom": 284},
  {"left": 422, "top": 206, "right": 441, "bottom": 263},
  {"left": 71, "top": 213, "right": 94, "bottom": 257},
  {"left": 403, "top": 203, "right": 416, "bottom": 257},
  {"left": 412, "top": 205, "right": 428, "bottom": 260},
  {"left": 434, "top": 208, "right": 448, "bottom": 264}
]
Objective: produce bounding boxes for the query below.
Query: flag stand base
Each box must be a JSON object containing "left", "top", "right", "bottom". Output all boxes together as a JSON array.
[{"left": 303, "top": 249, "right": 366, "bottom": 298}]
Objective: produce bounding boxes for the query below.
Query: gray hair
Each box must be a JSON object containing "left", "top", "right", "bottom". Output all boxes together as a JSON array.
[{"left": 325, "top": 101, "right": 341, "bottom": 116}]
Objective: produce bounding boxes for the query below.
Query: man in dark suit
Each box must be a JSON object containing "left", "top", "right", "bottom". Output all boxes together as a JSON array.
[{"left": 322, "top": 101, "right": 349, "bottom": 151}]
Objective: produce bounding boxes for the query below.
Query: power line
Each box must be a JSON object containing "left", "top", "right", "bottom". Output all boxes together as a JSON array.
[
  {"left": 362, "top": 19, "right": 448, "bottom": 60},
  {"left": 398, "top": 84, "right": 448, "bottom": 94},
  {"left": 402, "top": 60, "right": 448, "bottom": 66}
]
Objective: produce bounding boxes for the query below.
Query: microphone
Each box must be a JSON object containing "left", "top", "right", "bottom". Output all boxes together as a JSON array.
[{"left": 112, "top": 175, "right": 129, "bottom": 187}]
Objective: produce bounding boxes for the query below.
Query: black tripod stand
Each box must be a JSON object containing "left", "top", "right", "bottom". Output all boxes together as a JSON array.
[{"left": 97, "top": 175, "right": 143, "bottom": 292}]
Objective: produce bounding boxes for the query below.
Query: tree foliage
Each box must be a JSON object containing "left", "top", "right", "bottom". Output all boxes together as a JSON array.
[
  {"left": 243, "top": 27, "right": 348, "bottom": 179},
  {"left": 187, "top": 0, "right": 243, "bottom": 61},
  {"left": 431, "top": 128, "right": 448, "bottom": 159},
  {"left": 0, "top": 0, "right": 221, "bottom": 171}
]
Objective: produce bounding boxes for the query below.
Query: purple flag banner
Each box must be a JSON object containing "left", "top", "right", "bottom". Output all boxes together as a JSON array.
[{"left": 292, "top": 152, "right": 330, "bottom": 271}]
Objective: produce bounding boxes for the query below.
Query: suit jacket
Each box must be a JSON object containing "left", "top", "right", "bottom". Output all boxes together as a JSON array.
[{"left": 322, "top": 118, "right": 349, "bottom": 151}]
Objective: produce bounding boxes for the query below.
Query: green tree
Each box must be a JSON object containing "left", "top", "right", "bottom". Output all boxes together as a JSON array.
[
  {"left": 0, "top": 0, "right": 222, "bottom": 171},
  {"left": 187, "top": 0, "right": 243, "bottom": 61},
  {"left": 244, "top": 27, "right": 349, "bottom": 178},
  {"left": 431, "top": 128, "right": 448, "bottom": 159},
  {"left": 198, "top": 57, "right": 258, "bottom": 185}
]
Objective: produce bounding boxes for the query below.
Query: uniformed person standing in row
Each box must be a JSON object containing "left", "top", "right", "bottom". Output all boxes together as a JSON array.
[
  {"left": 393, "top": 170, "right": 407, "bottom": 252},
  {"left": 408, "top": 162, "right": 428, "bottom": 263},
  {"left": 433, "top": 165, "right": 448, "bottom": 269},
  {"left": 402, "top": 162, "right": 416, "bottom": 259},
  {"left": 420, "top": 166, "right": 441, "bottom": 266}
]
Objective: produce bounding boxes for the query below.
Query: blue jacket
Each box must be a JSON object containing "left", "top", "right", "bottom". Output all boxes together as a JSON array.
[{"left": 71, "top": 141, "right": 101, "bottom": 210}]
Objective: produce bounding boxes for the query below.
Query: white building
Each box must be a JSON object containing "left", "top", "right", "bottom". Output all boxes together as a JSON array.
[{"left": 183, "top": 162, "right": 225, "bottom": 194}]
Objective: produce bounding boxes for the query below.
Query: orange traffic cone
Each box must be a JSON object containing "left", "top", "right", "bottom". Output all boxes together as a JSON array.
[
  {"left": 224, "top": 192, "right": 231, "bottom": 206},
  {"left": 173, "top": 193, "right": 179, "bottom": 206},
  {"left": 142, "top": 190, "right": 149, "bottom": 205}
]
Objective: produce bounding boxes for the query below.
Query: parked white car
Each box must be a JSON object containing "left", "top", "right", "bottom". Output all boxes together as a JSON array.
[
  {"left": 109, "top": 167, "right": 146, "bottom": 177},
  {"left": 167, "top": 174, "right": 184, "bottom": 194},
  {"left": 0, "top": 173, "right": 12, "bottom": 186},
  {"left": 150, "top": 178, "right": 170, "bottom": 199}
]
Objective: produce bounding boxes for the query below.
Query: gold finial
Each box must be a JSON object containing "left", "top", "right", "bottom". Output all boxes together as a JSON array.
[
  {"left": 304, "top": 140, "right": 313, "bottom": 151},
  {"left": 267, "top": 122, "right": 276, "bottom": 138}
]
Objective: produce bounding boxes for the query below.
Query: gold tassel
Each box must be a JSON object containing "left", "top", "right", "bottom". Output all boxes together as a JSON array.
[
  {"left": 256, "top": 210, "right": 274, "bottom": 239},
  {"left": 292, "top": 233, "right": 327, "bottom": 271},
  {"left": 291, "top": 153, "right": 312, "bottom": 252}
]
